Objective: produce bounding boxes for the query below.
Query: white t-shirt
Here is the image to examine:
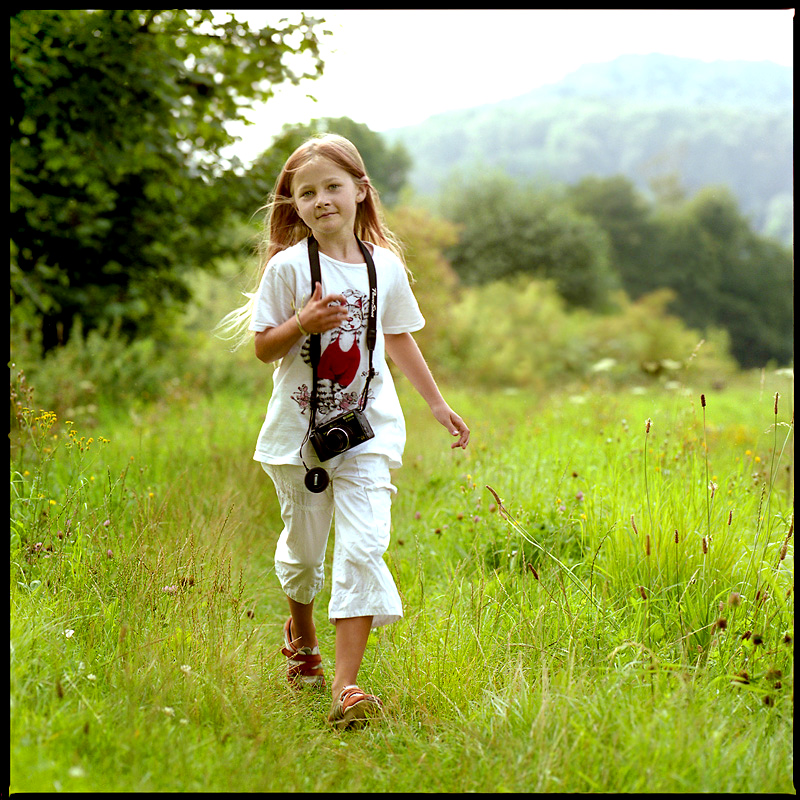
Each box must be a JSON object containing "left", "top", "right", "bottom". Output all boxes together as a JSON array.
[{"left": 249, "top": 238, "right": 425, "bottom": 468}]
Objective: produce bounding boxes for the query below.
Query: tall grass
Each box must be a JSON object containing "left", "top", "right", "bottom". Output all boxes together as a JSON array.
[{"left": 9, "top": 363, "right": 793, "bottom": 793}]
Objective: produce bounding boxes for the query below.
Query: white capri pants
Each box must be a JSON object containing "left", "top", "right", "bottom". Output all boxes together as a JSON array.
[{"left": 261, "top": 453, "right": 403, "bottom": 628}]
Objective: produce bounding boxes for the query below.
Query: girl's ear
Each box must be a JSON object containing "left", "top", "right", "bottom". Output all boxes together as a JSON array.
[{"left": 355, "top": 175, "right": 369, "bottom": 203}]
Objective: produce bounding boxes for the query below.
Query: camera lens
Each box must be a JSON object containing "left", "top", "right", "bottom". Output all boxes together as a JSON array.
[{"left": 325, "top": 427, "right": 349, "bottom": 453}]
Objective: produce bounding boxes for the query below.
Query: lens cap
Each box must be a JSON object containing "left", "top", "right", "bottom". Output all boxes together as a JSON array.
[{"left": 304, "top": 467, "right": 329, "bottom": 493}]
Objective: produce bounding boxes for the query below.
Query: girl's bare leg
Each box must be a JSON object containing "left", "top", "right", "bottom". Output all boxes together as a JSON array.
[
  {"left": 332, "top": 615, "right": 373, "bottom": 699},
  {"left": 286, "top": 597, "right": 317, "bottom": 650}
]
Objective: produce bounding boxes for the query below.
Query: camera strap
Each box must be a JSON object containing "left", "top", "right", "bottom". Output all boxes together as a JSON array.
[{"left": 300, "top": 235, "right": 378, "bottom": 474}]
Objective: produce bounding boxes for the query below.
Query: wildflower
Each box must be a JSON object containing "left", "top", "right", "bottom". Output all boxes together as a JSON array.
[
  {"left": 102, "top": 520, "right": 111, "bottom": 528},
  {"left": 180, "top": 665, "right": 191, "bottom": 675},
  {"left": 715, "top": 618, "right": 727, "bottom": 630},
  {"left": 414, "top": 511, "right": 422, "bottom": 520},
  {"left": 575, "top": 491, "right": 584, "bottom": 501},
  {"left": 162, "top": 585, "right": 178, "bottom": 595},
  {"left": 765, "top": 668, "right": 782, "bottom": 683},
  {"left": 107, "top": 549, "right": 114, "bottom": 558},
  {"left": 64, "top": 629, "right": 75, "bottom": 638},
  {"left": 162, "top": 706, "right": 175, "bottom": 717},
  {"left": 68, "top": 766, "right": 85, "bottom": 779},
  {"left": 87, "top": 674, "right": 97, "bottom": 682}
]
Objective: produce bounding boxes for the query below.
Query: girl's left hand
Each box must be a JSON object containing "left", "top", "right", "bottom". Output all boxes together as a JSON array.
[{"left": 432, "top": 403, "right": 470, "bottom": 449}]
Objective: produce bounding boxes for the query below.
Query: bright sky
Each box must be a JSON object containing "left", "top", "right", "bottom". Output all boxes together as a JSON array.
[{"left": 217, "top": 8, "right": 794, "bottom": 165}]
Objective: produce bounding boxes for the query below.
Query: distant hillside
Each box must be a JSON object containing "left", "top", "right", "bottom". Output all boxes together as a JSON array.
[{"left": 384, "top": 54, "right": 793, "bottom": 244}]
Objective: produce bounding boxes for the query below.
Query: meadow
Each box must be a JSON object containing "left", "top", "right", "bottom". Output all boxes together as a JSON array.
[{"left": 9, "top": 362, "right": 794, "bottom": 793}]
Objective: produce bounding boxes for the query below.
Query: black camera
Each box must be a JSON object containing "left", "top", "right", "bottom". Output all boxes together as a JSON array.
[{"left": 309, "top": 409, "right": 374, "bottom": 462}]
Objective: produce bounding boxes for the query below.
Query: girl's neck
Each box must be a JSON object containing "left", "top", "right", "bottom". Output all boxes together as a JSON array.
[{"left": 314, "top": 232, "right": 364, "bottom": 264}]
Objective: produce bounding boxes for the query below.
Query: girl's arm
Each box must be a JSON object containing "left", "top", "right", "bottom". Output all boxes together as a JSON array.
[
  {"left": 384, "top": 332, "right": 470, "bottom": 449},
  {"left": 254, "top": 283, "right": 348, "bottom": 363}
]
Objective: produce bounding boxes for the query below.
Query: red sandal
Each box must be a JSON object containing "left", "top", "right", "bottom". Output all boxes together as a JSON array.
[
  {"left": 327, "top": 685, "right": 383, "bottom": 729},
  {"left": 281, "top": 617, "right": 325, "bottom": 689}
]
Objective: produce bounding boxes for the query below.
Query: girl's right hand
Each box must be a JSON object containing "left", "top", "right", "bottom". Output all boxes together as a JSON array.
[{"left": 298, "top": 282, "right": 349, "bottom": 333}]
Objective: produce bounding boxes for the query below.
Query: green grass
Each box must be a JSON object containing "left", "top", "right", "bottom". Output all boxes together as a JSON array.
[{"left": 9, "top": 368, "right": 794, "bottom": 793}]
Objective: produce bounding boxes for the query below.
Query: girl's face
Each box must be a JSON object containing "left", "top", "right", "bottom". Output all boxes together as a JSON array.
[{"left": 291, "top": 156, "right": 366, "bottom": 242}]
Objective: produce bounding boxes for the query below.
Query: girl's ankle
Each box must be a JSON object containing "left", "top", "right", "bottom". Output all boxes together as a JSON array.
[{"left": 290, "top": 620, "right": 318, "bottom": 651}]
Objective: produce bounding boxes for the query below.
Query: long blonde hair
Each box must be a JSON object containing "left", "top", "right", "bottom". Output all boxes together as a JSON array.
[{"left": 216, "top": 133, "right": 405, "bottom": 350}]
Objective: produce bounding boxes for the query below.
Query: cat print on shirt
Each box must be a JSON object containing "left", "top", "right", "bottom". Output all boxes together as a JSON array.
[{"left": 291, "top": 288, "right": 375, "bottom": 416}]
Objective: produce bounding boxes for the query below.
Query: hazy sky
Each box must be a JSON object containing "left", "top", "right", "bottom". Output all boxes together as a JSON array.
[{"left": 217, "top": 8, "right": 794, "bottom": 164}]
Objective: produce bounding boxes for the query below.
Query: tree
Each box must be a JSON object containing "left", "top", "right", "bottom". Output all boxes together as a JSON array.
[
  {"left": 440, "top": 173, "right": 618, "bottom": 310},
  {"left": 11, "top": 9, "right": 328, "bottom": 352},
  {"left": 565, "top": 176, "right": 656, "bottom": 299},
  {"left": 384, "top": 206, "right": 459, "bottom": 363},
  {"left": 646, "top": 187, "right": 793, "bottom": 367},
  {"left": 240, "top": 116, "right": 412, "bottom": 211}
]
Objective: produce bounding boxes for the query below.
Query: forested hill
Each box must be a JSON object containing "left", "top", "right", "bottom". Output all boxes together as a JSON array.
[{"left": 384, "top": 54, "right": 793, "bottom": 244}]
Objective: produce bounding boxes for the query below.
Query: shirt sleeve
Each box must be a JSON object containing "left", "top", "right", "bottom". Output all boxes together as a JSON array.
[
  {"left": 248, "top": 256, "right": 298, "bottom": 332},
  {"left": 381, "top": 253, "right": 426, "bottom": 334}
]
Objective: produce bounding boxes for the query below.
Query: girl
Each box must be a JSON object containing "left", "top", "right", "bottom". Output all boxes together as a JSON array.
[{"left": 220, "top": 134, "right": 469, "bottom": 729}]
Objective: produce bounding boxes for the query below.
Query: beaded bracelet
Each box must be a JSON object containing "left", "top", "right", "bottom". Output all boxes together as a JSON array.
[{"left": 295, "top": 308, "right": 311, "bottom": 337}]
